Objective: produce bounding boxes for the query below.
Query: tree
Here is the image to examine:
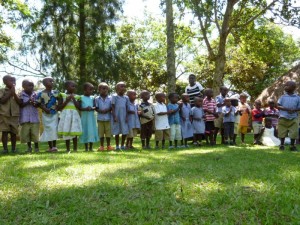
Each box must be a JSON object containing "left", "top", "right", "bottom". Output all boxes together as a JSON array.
[{"left": 179, "top": 0, "right": 300, "bottom": 94}]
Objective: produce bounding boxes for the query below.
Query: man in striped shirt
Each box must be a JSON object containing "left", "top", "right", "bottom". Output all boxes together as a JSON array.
[{"left": 185, "top": 74, "right": 204, "bottom": 107}]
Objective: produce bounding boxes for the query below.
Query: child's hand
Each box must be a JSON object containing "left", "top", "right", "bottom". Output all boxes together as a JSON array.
[
  {"left": 114, "top": 116, "right": 118, "bottom": 122},
  {"left": 168, "top": 110, "right": 174, "bottom": 115},
  {"left": 181, "top": 117, "right": 186, "bottom": 121},
  {"left": 44, "top": 108, "right": 51, "bottom": 114},
  {"left": 213, "top": 113, "right": 219, "bottom": 118}
]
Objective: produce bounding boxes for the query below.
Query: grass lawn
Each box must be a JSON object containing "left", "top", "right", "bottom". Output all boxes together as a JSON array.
[{"left": 1, "top": 135, "right": 300, "bottom": 224}]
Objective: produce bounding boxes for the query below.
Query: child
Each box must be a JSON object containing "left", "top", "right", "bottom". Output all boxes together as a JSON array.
[
  {"left": 154, "top": 92, "right": 171, "bottom": 149},
  {"left": 214, "top": 86, "right": 229, "bottom": 144},
  {"left": 36, "top": 77, "right": 59, "bottom": 152},
  {"left": 190, "top": 97, "right": 205, "bottom": 146},
  {"left": 231, "top": 96, "right": 241, "bottom": 144},
  {"left": 252, "top": 100, "right": 264, "bottom": 144},
  {"left": 259, "top": 117, "right": 280, "bottom": 147},
  {"left": 185, "top": 74, "right": 204, "bottom": 107},
  {"left": 19, "top": 79, "right": 40, "bottom": 153},
  {"left": 264, "top": 98, "right": 279, "bottom": 136},
  {"left": 0, "top": 75, "right": 20, "bottom": 153},
  {"left": 238, "top": 93, "right": 251, "bottom": 144},
  {"left": 277, "top": 81, "right": 300, "bottom": 151},
  {"left": 79, "top": 82, "right": 99, "bottom": 151},
  {"left": 126, "top": 90, "right": 141, "bottom": 149},
  {"left": 167, "top": 93, "right": 181, "bottom": 149},
  {"left": 138, "top": 90, "right": 155, "bottom": 149},
  {"left": 57, "top": 80, "right": 82, "bottom": 152},
  {"left": 95, "top": 82, "right": 114, "bottom": 151},
  {"left": 180, "top": 93, "right": 193, "bottom": 147},
  {"left": 222, "top": 98, "right": 238, "bottom": 145},
  {"left": 111, "top": 82, "right": 129, "bottom": 150},
  {"left": 203, "top": 88, "right": 218, "bottom": 145}
]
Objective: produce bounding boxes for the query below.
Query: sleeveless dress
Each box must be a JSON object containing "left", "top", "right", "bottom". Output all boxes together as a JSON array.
[
  {"left": 180, "top": 103, "right": 193, "bottom": 139},
  {"left": 261, "top": 127, "right": 280, "bottom": 146},
  {"left": 58, "top": 93, "right": 82, "bottom": 140},
  {"left": 79, "top": 95, "right": 99, "bottom": 143}
]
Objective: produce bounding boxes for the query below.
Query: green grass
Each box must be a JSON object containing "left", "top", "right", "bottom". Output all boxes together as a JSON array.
[{"left": 1, "top": 135, "right": 300, "bottom": 224}]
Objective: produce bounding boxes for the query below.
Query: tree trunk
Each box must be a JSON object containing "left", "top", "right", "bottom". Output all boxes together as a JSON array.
[
  {"left": 79, "top": 0, "right": 86, "bottom": 85},
  {"left": 166, "top": 0, "right": 176, "bottom": 93}
]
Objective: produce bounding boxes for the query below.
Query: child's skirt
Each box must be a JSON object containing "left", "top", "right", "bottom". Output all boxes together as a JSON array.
[
  {"left": 40, "top": 113, "right": 58, "bottom": 142},
  {"left": 58, "top": 109, "right": 82, "bottom": 140}
]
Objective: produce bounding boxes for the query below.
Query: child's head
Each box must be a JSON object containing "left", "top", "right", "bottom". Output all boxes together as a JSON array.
[
  {"left": 3, "top": 75, "right": 16, "bottom": 88},
  {"left": 188, "top": 74, "right": 196, "bottom": 86},
  {"left": 22, "top": 79, "right": 34, "bottom": 94},
  {"left": 264, "top": 117, "right": 272, "bottom": 128},
  {"left": 98, "top": 82, "right": 109, "bottom": 96},
  {"left": 116, "top": 82, "right": 126, "bottom": 95},
  {"left": 64, "top": 80, "right": 76, "bottom": 94},
  {"left": 194, "top": 97, "right": 203, "bottom": 107},
  {"left": 254, "top": 100, "right": 262, "bottom": 109},
  {"left": 42, "top": 77, "right": 54, "bottom": 89},
  {"left": 268, "top": 98, "right": 275, "bottom": 108},
  {"left": 140, "top": 90, "right": 150, "bottom": 102},
  {"left": 284, "top": 81, "right": 296, "bottom": 94},
  {"left": 155, "top": 92, "right": 166, "bottom": 103},
  {"left": 220, "top": 86, "right": 229, "bottom": 96},
  {"left": 224, "top": 98, "right": 231, "bottom": 107},
  {"left": 205, "top": 88, "right": 213, "bottom": 98},
  {"left": 240, "top": 93, "right": 248, "bottom": 103},
  {"left": 127, "top": 90, "right": 137, "bottom": 102},
  {"left": 168, "top": 93, "right": 179, "bottom": 104},
  {"left": 83, "top": 82, "right": 94, "bottom": 96},
  {"left": 181, "top": 93, "right": 190, "bottom": 103}
]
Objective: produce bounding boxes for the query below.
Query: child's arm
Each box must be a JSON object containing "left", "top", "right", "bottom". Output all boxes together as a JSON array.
[
  {"left": 56, "top": 94, "right": 73, "bottom": 111},
  {"left": 0, "top": 87, "right": 21, "bottom": 105}
]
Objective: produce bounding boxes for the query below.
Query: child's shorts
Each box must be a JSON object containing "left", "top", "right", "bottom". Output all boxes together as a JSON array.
[
  {"left": 155, "top": 129, "right": 170, "bottom": 141},
  {"left": 20, "top": 122, "right": 40, "bottom": 143},
  {"left": 278, "top": 117, "right": 298, "bottom": 139},
  {"left": 170, "top": 124, "right": 182, "bottom": 141},
  {"left": 98, "top": 121, "right": 111, "bottom": 138},
  {"left": 128, "top": 128, "right": 139, "bottom": 138},
  {"left": 234, "top": 122, "right": 239, "bottom": 135},
  {"left": 205, "top": 121, "right": 215, "bottom": 134},
  {"left": 238, "top": 125, "right": 248, "bottom": 134},
  {"left": 252, "top": 122, "right": 263, "bottom": 134},
  {"left": 0, "top": 115, "right": 19, "bottom": 134},
  {"left": 214, "top": 113, "right": 223, "bottom": 129}
]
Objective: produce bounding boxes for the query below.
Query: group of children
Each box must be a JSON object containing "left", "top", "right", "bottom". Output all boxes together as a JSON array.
[{"left": 1, "top": 74, "right": 300, "bottom": 153}]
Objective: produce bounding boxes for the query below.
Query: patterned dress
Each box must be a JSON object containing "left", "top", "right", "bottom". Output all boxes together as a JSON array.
[
  {"left": 79, "top": 95, "right": 99, "bottom": 143},
  {"left": 58, "top": 93, "right": 82, "bottom": 140}
]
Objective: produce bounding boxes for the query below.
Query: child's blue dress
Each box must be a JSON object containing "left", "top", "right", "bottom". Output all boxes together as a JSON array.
[
  {"left": 79, "top": 95, "right": 99, "bottom": 143},
  {"left": 111, "top": 94, "right": 129, "bottom": 135},
  {"left": 180, "top": 103, "right": 193, "bottom": 139},
  {"left": 191, "top": 106, "right": 205, "bottom": 134}
]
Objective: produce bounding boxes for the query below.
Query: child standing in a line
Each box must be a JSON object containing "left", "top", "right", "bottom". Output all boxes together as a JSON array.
[
  {"left": 95, "top": 82, "right": 114, "bottom": 151},
  {"left": 167, "top": 93, "right": 181, "bottom": 149},
  {"left": 203, "top": 88, "right": 218, "bottom": 145},
  {"left": 190, "top": 97, "right": 205, "bottom": 146},
  {"left": 111, "top": 82, "right": 129, "bottom": 150},
  {"left": 264, "top": 98, "right": 279, "bottom": 137},
  {"left": 154, "top": 92, "right": 171, "bottom": 149},
  {"left": 277, "top": 81, "right": 300, "bottom": 151},
  {"left": 126, "top": 90, "right": 140, "bottom": 149},
  {"left": 0, "top": 75, "right": 20, "bottom": 153},
  {"left": 36, "top": 77, "right": 59, "bottom": 152},
  {"left": 180, "top": 93, "right": 193, "bottom": 147},
  {"left": 57, "top": 81, "right": 82, "bottom": 152},
  {"left": 222, "top": 98, "right": 238, "bottom": 145},
  {"left": 19, "top": 79, "right": 40, "bottom": 153},
  {"left": 238, "top": 93, "right": 251, "bottom": 144},
  {"left": 79, "top": 82, "right": 99, "bottom": 151},
  {"left": 138, "top": 90, "right": 155, "bottom": 149},
  {"left": 252, "top": 100, "right": 264, "bottom": 145}
]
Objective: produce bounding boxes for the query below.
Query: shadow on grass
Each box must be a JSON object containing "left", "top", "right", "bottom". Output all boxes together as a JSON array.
[{"left": 1, "top": 145, "right": 300, "bottom": 224}]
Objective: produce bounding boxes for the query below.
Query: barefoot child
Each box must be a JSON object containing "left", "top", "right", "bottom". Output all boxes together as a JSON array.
[
  {"left": 57, "top": 80, "right": 82, "bottom": 152},
  {"left": 190, "top": 97, "right": 205, "bottom": 146},
  {"left": 0, "top": 75, "right": 20, "bottom": 153},
  {"left": 138, "top": 90, "right": 155, "bottom": 149},
  {"left": 126, "top": 90, "right": 140, "bottom": 149},
  {"left": 19, "top": 79, "right": 40, "bottom": 153},
  {"left": 111, "top": 82, "right": 129, "bottom": 150},
  {"left": 36, "top": 77, "right": 59, "bottom": 152},
  {"left": 95, "top": 82, "right": 114, "bottom": 151},
  {"left": 79, "top": 82, "right": 99, "bottom": 151}
]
